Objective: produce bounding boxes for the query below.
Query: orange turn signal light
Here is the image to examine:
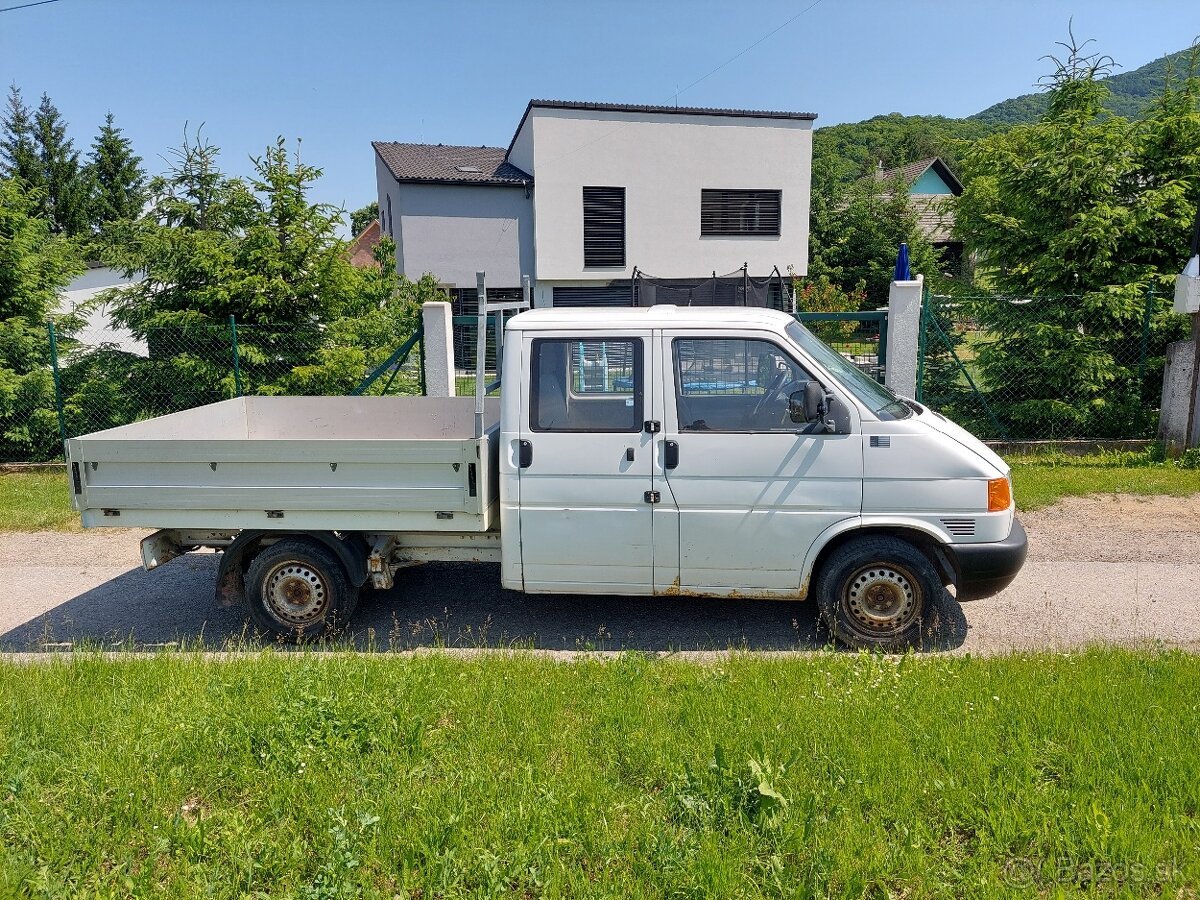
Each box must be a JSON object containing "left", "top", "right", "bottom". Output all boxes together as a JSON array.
[{"left": 987, "top": 477, "right": 1013, "bottom": 512}]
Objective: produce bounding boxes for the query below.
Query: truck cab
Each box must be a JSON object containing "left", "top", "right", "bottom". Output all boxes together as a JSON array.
[{"left": 499, "top": 306, "right": 1026, "bottom": 648}]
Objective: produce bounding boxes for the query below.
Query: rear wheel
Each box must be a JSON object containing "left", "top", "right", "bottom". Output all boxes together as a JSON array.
[
  {"left": 245, "top": 538, "right": 358, "bottom": 641},
  {"left": 814, "top": 535, "right": 946, "bottom": 651}
]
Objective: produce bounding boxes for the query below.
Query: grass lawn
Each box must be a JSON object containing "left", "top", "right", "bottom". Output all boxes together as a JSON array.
[
  {"left": 0, "top": 470, "right": 78, "bottom": 531},
  {"left": 1008, "top": 449, "right": 1200, "bottom": 511},
  {"left": 0, "top": 648, "right": 1195, "bottom": 897}
]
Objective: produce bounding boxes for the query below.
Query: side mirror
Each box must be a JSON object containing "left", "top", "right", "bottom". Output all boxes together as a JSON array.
[{"left": 789, "top": 381, "right": 825, "bottom": 424}]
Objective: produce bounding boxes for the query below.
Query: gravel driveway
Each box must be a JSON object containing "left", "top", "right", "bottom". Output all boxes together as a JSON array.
[{"left": 3, "top": 494, "right": 1198, "bottom": 654}]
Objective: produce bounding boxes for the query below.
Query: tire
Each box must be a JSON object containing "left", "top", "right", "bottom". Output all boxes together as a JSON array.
[
  {"left": 244, "top": 538, "right": 359, "bottom": 641},
  {"left": 813, "top": 535, "right": 948, "bottom": 651}
]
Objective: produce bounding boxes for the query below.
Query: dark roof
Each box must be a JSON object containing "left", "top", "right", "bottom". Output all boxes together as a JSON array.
[
  {"left": 372, "top": 142, "right": 531, "bottom": 187},
  {"left": 507, "top": 99, "right": 818, "bottom": 156},
  {"left": 874, "top": 157, "right": 963, "bottom": 195},
  {"left": 527, "top": 99, "right": 817, "bottom": 121}
]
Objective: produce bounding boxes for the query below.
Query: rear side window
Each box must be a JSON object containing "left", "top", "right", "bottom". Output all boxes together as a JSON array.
[{"left": 530, "top": 338, "right": 642, "bottom": 432}]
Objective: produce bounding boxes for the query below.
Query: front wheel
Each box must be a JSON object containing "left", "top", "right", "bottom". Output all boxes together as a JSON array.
[
  {"left": 245, "top": 538, "right": 358, "bottom": 641},
  {"left": 813, "top": 535, "right": 948, "bottom": 651}
]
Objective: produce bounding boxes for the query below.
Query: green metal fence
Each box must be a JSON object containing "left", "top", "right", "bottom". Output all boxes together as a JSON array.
[
  {"left": 919, "top": 290, "right": 1190, "bottom": 441},
  {"left": 18, "top": 291, "right": 1185, "bottom": 462},
  {"left": 796, "top": 310, "right": 888, "bottom": 384},
  {"left": 1, "top": 318, "right": 426, "bottom": 463}
]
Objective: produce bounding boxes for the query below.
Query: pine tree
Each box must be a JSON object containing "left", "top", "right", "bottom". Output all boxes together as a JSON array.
[
  {"left": 1, "top": 85, "right": 41, "bottom": 189},
  {"left": 86, "top": 112, "right": 146, "bottom": 231},
  {"left": 954, "top": 32, "right": 1199, "bottom": 438},
  {"left": 33, "top": 93, "right": 88, "bottom": 235}
]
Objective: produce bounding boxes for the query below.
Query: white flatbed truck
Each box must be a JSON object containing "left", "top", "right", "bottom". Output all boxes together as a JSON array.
[{"left": 66, "top": 299, "right": 1026, "bottom": 650}]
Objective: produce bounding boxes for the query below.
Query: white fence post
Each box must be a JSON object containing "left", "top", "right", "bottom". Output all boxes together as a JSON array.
[
  {"left": 421, "top": 301, "right": 455, "bottom": 398},
  {"left": 885, "top": 274, "right": 924, "bottom": 399}
]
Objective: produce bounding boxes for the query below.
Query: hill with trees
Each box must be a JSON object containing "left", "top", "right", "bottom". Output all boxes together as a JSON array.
[
  {"left": 811, "top": 114, "right": 995, "bottom": 187},
  {"left": 971, "top": 46, "right": 1197, "bottom": 126},
  {"left": 811, "top": 45, "right": 1198, "bottom": 189}
]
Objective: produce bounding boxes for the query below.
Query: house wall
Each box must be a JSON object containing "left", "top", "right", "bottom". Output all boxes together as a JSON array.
[
  {"left": 524, "top": 108, "right": 812, "bottom": 281},
  {"left": 911, "top": 168, "right": 955, "bottom": 195},
  {"left": 57, "top": 266, "right": 145, "bottom": 356},
  {"left": 508, "top": 119, "right": 534, "bottom": 179},
  {"left": 375, "top": 154, "right": 403, "bottom": 263},
  {"left": 393, "top": 182, "right": 533, "bottom": 289}
]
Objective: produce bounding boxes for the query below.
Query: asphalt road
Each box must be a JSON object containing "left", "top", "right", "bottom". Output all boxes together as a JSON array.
[{"left": 3, "top": 493, "right": 1198, "bottom": 655}]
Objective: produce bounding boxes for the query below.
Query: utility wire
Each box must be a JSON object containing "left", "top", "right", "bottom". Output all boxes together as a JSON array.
[
  {"left": 670, "top": 0, "right": 827, "bottom": 104},
  {"left": 0, "top": 0, "right": 64, "bottom": 12},
  {"left": 538, "top": 0, "right": 827, "bottom": 169}
]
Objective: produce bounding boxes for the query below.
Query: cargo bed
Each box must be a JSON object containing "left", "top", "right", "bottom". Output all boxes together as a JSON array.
[{"left": 66, "top": 396, "right": 500, "bottom": 532}]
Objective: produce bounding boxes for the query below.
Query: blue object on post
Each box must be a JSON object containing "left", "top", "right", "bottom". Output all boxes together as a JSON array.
[{"left": 894, "top": 243, "right": 911, "bottom": 281}]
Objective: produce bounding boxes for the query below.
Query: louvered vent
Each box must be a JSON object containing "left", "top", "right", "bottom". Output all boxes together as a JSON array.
[
  {"left": 701, "top": 189, "right": 782, "bottom": 236},
  {"left": 552, "top": 284, "right": 636, "bottom": 307},
  {"left": 583, "top": 186, "right": 625, "bottom": 267},
  {"left": 940, "top": 518, "right": 976, "bottom": 536}
]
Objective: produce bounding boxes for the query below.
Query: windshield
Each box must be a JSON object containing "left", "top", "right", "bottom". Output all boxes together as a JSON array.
[{"left": 785, "top": 320, "right": 911, "bottom": 420}]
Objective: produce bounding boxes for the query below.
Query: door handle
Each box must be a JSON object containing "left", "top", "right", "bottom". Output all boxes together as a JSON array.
[
  {"left": 518, "top": 440, "right": 533, "bottom": 469},
  {"left": 625, "top": 447, "right": 635, "bottom": 462},
  {"left": 664, "top": 440, "right": 679, "bottom": 470}
]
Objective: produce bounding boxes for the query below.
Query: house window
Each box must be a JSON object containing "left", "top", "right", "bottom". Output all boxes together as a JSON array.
[
  {"left": 386, "top": 195, "right": 393, "bottom": 237},
  {"left": 582, "top": 186, "right": 625, "bottom": 267},
  {"left": 701, "top": 189, "right": 782, "bottom": 237}
]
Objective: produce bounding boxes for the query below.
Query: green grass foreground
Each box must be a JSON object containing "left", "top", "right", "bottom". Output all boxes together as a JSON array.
[{"left": 0, "top": 649, "right": 1196, "bottom": 897}]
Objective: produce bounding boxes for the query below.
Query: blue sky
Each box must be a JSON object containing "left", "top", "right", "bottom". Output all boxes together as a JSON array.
[{"left": 2, "top": 0, "right": 1197, "bottom": 229}]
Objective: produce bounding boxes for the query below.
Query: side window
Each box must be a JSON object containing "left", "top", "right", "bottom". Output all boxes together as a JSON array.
[
  {"left": 674, "top": 337, "right": 810, "bottom": 432},
  {"left": 530, "top": 338, "right": 642, "bottom": 432}
]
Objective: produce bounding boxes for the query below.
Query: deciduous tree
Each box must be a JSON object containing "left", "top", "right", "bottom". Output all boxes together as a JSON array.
[
  {"left": 349, "top": 200, "right": 378, "bottom": 236},
  {"left": 805, "top": 174, "right": 941, "bottom": 307}
]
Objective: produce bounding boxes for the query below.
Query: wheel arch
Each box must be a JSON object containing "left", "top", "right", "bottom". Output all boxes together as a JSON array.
[
  {"left": 801, "top": 518, "right": 957, "bottom": 598},
  {"left": 214, "top": 530, "right": 370, "bottom": 608}
]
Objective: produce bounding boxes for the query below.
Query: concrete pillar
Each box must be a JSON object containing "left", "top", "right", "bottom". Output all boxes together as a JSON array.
[
  {"left": 885, "top": 274, "right": 924, "bottom": 399},
  {"left": 1159, "top": 339, "right": 1197, "bottom": 450},
  {"left": 1160, "top": 261, "right": 1200, "bottom": 450},
  {"left": 421, "top": 301, "right": 455, "bottom": 398}
]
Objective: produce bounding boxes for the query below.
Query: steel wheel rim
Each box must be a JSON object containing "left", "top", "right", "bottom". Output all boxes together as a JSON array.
[
  {"left": 263, "top": 561, "right": 329, "bottom": 626},
  {"left": 842, "top": 563, "right": 920, "bottom": 633}
]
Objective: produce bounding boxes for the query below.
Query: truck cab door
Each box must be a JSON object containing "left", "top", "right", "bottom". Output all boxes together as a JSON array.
[
  {"left": 516, "top": 333, "right": 657, "bottom": 594},
  {"left": 657, "top": 330, "right": 863, "bottom": 596}
]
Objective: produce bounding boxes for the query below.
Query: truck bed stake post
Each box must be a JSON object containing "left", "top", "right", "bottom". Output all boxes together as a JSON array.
[
  {"left": 47, "top": 319, "right": 67, "bottom": 454},
  {"left": 475, "top": 272, "right": 487, "bottom": 439},
  {"left": 228, "top": 315, "right": 243, "bottom": 397}
]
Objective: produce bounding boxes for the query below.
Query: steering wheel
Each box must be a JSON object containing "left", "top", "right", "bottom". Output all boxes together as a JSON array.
[{"left": 749, "top": 368, "right": 789, "bottom": 423}]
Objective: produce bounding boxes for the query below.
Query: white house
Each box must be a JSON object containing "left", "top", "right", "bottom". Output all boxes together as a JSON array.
[
  {"left": 373, "top": 100, "right": 816, "bottom": 309},
  {"left": 56, "top": 264, "right": 146, "bottom": 356}
]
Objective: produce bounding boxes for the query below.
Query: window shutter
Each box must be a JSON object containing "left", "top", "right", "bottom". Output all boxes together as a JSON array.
[
  {"left": 700, "top": 189, "right": 781, "bottom": 237},
  {"left": 553, "top": 284, "right": 636, "bottom": 307},
  {"left": 583, "top": 186, "right": 626, "bottom": 267}
]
